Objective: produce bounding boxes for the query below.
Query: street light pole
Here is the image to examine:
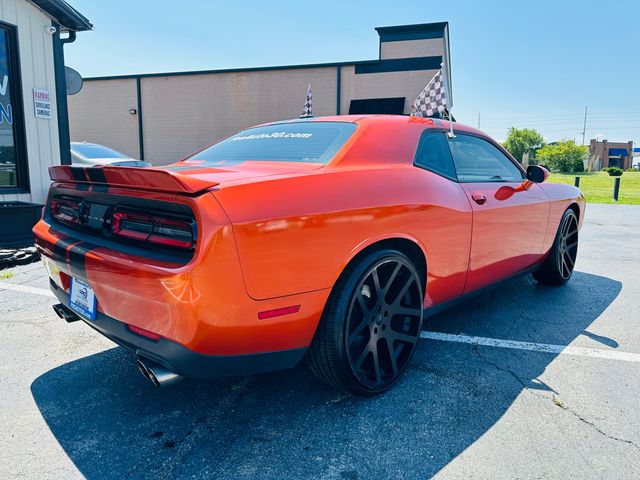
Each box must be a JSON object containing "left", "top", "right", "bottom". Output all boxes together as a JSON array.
[{"left": 581, "top": 106, "right": 588, "bottom": 145}]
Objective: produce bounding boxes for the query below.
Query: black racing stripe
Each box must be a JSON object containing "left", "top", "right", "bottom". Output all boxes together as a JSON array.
[
  {"left": 76, "top": 183, "right": 90, "bottom": 191},
  {"left": 53, "top": 242, "right": 67, "bottom": 265},
  {"left": 71, "top": 168, "right": 86, "bottom": 181},
  {"left": 68, "top": 242, "right": 98, "bottom": 279},
  {"left": 53, "top": 237, "right": 75, "bottom": 266},
  {"left": 87, "top": 168, "right": 107, "bottom": 183}
]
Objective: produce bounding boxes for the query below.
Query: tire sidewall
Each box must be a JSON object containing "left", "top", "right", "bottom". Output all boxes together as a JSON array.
[
  {"left": 536, "top": 208, "right": 578, "bottom": 285},
  {"left": 329, "top": 248, "right": 423, "bottom": 394}
]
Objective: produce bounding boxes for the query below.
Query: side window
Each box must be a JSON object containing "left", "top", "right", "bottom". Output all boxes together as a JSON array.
[
  {"left": 413, "top": 132, "right": 457, "bottom": 180},
  {"left": 448, "top": 134, "right": 524, "bottom": 182}
]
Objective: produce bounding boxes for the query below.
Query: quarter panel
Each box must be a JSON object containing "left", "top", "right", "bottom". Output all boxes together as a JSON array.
[
  {"left": 215, "top": 166, "right": 472, "bottom": 305},
  {"left": 539, "top": 183, "right": 586, "bottom": 254}
]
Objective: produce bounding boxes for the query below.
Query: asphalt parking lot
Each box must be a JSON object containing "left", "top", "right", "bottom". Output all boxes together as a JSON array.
[{"left": 1, "top": 203, "right": 639, "bottom": 479}]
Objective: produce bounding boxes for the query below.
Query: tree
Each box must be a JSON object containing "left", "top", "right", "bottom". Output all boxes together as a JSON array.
[
  {"left": 502, "top": 128, "right": 545, "bottom": 164},
  {"left": 536, "top": 140, "right": 588, "bottom": 173}
]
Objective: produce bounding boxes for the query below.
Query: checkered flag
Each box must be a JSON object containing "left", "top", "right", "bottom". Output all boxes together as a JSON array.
[
  {"left": 411, "top": 69, "right": 448, "bottom": 118},
  {"left": 300, "top": 84, "right": 312, "bottom": 118}
]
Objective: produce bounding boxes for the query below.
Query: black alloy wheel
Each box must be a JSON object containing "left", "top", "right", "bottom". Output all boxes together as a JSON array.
[
  {"left": 308, "top": 249, "right": 424, "bottom": 394},
  {"left": 556, "top": 211, "right": 579, "bottom": 280},
  {"left": 533, "top": 208, "right": 579, "bottom": 285}
]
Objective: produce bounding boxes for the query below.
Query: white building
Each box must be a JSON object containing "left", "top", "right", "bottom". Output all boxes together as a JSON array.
[{"left": 0, "top": 0, "right": 90, "bottom": 245}]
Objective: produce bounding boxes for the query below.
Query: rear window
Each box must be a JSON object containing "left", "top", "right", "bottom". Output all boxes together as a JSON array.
[
  {"left": 72, "top": 144, "right": 129, "bottom": 159},
  {"left": 188, "top": 122, "right": 357, "bottom": 165}
]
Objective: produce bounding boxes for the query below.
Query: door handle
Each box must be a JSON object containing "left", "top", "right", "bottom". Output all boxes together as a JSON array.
[{"left": 471, "top": 193, "right": 487, "bottom": 205}]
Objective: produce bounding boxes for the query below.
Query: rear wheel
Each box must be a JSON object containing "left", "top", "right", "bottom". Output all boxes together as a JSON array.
[
  {"left": 533, "top": 208, "right": 579, "bottom": 285},
  {"left": 308, "top": 249, "right": 424, "bottom": 395}
]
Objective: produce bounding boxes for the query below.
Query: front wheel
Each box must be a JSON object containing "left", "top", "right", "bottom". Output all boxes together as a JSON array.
[
  {"left": 308, "top": 249, "right": 424, "bottom": 395},
  {"left": 533, "top": 208, "right": 579, "bottom": 285}
]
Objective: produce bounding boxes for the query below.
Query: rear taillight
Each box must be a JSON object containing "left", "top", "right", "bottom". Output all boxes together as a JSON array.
[
  {"left": 112, "top": 209, "right": 195, "bottom": 249},
  {"left": 50, "top": 197, "right": 84, "bottom": 225}
]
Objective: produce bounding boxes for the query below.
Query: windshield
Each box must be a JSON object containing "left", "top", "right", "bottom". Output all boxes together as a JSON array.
[
  {"left": 72, "top": 143, "right": 129, "bottom": 159},
  {"left": 187, "top": 122, "right": 357, "bottom": 165}
]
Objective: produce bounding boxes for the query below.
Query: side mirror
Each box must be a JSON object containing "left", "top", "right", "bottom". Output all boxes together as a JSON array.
[{"left": 526, "top": 165, "right": 549, "bottom": 183}]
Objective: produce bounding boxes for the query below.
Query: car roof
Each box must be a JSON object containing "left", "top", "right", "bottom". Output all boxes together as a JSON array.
[{"left": 264, "top": 114, "right": 488, "bottom": 137}]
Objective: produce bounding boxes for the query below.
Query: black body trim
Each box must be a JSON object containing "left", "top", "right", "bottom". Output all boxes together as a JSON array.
[
  {"left": 31, "top": 0, "right": 92, "bottom": 31},
  {"left": 355, "top": 56, "right": 442, "bottom": 74},
  {"left": 375, "top": 22, "right": 448, "bottom": 42},
  {"left": 423, "top": 265, "right": 539, "bottom": 318},
  {"left": 51, "top": 283, "right": 307, "bottom": 379}
]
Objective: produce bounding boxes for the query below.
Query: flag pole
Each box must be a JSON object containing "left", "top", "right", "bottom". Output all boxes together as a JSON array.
[{"left": 441, "top": 62, "right": 454, "bottom": 138}]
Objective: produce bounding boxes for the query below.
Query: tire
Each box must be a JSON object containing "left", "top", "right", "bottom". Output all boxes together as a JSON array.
[
  {"left": 307, "top": 249, "right": 424, "bottom": 395},
  {"left": 533, "top": 208, "right": 579, "bottom": 285}
]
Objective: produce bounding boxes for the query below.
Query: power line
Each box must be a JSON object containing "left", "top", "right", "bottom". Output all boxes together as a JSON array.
[
  {"left": 474, "top": 111, "right": 640, "bottom": 123},
  {"left": 581, "top": 106, "right": 588, "bottom": 145}
]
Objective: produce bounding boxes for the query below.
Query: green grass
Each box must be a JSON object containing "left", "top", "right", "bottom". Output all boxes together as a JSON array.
[{"left": 546, "top": 171, "right": 640, "bottom": 204}]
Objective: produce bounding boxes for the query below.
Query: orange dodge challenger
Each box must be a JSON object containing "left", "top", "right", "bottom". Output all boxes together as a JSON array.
[{"left": 34, "top": 115, "right": 584, "bottom": 394}]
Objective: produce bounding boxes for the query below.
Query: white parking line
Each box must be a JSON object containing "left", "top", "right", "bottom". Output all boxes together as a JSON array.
[
  {"left": 0, "top": 282, "right": 55, "bottom": 298},
  {"left": 1, "top": 281, "right": 637, "bottom": 363},
  {"left": 420, "top": 331, "right": 640, "bottom": 363}
]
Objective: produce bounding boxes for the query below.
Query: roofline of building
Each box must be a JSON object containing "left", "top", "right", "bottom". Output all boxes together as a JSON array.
[
  {"left": 375, "top": 21, "right": 448, "bottom": 35},
  {"left": 81, "top": 57, "right": 430, "bottom": 81},
  {"left": 30, "top": 0, "right": 92, "bottom": 32},
  {"left": 79, "top": 20, "right": 450, "bottom": 109},
  {"left": 78, "top": 22, "right": 451, "bottom": 81}
]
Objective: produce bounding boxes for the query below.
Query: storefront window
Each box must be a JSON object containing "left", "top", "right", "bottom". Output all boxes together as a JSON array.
[{"left": 0, "top": 23, "right": 27, "bottom": 191}]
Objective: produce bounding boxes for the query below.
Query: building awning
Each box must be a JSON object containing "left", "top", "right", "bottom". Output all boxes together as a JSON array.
[
  {"left": 31, "top": 0, "right": 92, "bottom": 32},
  {"left": 609, "top": 148, "right": 628, "bottom": 156}
]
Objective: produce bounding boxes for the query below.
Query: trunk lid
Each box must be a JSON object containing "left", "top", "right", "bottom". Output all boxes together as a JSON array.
[{"left": 158, "top": 160, "right": 322, "bottom": 186}]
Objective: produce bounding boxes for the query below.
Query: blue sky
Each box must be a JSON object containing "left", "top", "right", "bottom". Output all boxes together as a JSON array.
[{"left": 66, "top": 0, "right": 639, "bottom": 145}]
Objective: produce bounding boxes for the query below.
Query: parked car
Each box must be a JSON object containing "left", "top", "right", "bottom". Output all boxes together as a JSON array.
[
  {"left": 34, "top": 116, "right": 584, "bottom": 394},
  {"left": 70, "top": 141, "right": 149, "bottom": 167}
]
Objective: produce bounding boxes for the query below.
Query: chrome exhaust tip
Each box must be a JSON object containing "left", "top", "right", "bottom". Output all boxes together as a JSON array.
[
  {"left": 136, "top": 359, "right": 152, "bottom": 381},
  {"left": 136, "top": 358, "right": 183, "bottom": 387}
]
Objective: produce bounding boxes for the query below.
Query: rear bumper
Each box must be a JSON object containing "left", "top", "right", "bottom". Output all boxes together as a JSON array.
[
  {"left": 51, "top": 281, "right": 307, "bottom": 378},
  {"left": 34, "top": 214, "right": 329, "bottom": 356}
]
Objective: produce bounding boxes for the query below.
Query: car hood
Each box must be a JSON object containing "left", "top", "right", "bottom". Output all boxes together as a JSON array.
[{"left": 154, "top": 160, "right": 324, "bottom": 185}]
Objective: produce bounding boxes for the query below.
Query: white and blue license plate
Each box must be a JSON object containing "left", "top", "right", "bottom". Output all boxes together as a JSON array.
[{"left": 69, "top": 278, "right": 97, "bottom": 320}]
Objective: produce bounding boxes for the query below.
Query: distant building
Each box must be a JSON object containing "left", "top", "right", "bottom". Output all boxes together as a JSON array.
[
  {"left": 68, "top": 22, "right": 453, "bottom": 165},
  {"left": 588, "top": 139, "right": 633, "bottom": 171}
]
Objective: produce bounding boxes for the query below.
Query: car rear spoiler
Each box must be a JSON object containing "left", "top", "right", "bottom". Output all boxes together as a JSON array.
[{"left": 49, "top": 165, "right": 219, "bottom": 194}]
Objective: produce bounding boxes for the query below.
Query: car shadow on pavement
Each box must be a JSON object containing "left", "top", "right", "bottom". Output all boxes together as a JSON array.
[{"left": 31, "top": 271, "right": 622, "bottom": 479}]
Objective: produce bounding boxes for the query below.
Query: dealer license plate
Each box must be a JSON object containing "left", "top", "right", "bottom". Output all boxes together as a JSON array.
[{"left": 69, "top": 278, "right": 97, "bottom": 320}]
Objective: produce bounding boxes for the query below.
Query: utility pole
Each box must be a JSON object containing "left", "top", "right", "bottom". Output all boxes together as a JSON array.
[
  {"left": 581, "top": 106, "right": 588, "bottom": 145},
  {"left": 477, "top": 113, "right": 481, "bottom": 130}
]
